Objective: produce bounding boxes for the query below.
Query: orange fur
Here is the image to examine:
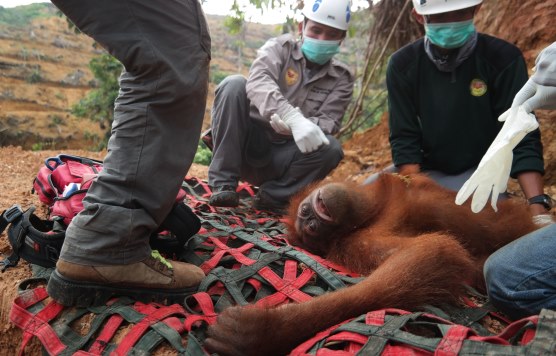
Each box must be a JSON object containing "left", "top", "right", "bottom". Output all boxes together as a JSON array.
[{"left": 204, "top": 173, "right": 538, "bottom": 356}]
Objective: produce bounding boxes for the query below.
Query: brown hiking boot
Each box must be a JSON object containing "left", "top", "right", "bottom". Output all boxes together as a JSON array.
[{"left": 47, "top": 250, "right": 205, "bottom": 307}]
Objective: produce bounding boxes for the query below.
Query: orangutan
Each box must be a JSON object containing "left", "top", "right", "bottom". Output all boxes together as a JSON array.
[{"left": 204, "top": 173, "right": 538, "bottom": 355}]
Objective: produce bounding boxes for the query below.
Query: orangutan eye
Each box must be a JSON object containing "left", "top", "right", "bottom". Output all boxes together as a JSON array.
[
  {"left": 299, "top": 203, "right": 310, "bottom": 217},
  {"left": 308, "top": 219, "right": 318, "bottom": 233}
]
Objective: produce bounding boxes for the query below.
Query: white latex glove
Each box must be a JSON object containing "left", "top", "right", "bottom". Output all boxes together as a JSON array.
[
  {"left": 281, "top": 107, "right": 329, "bottom": 153},
  {"left": 532, "top": 214, "right": 555, "bottom": 226},
  {"left": 455, "top": 106, "right": 539, "bottom": 213},
  {"left": 511, "top": 42, "right": 556, "bottom": 114},
  {"left": 270, "top": 113, "right": 292, "bottom": 136},
  {"left": 511, "top": 79, "right": 556, "bottom": 114}
]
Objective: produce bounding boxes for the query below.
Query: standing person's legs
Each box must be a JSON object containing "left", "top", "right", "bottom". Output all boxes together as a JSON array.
[
  {"left": 484, "top": 224, "right": 556, "bottom": 320},
  {"left": 208, "top": 75, "right": 251, "bottom": 206},
  {"left": 47, "top": 0, "right": 210, "bottom": 307}
]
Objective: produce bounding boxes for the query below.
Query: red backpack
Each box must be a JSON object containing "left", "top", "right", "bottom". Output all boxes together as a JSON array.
[
  {"left": 33, "top": 154, "right": 104, "bottom": 226},
  {"left": 1, "top": 154, "right": 200, "bottom": 271}
]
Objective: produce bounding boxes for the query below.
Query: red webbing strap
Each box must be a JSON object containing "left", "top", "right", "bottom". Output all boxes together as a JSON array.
[
  {"left": 184, "top": 176, "right": 212, "bottom": 198},
  {"left": 10, "top": 287, "right": 66, "bottom": 356},
  {"left": 87, "top": 313, "right": 124, "bottom": 354},
  {"left": 184, "top": 292, "right": 218, "bottom": 331},
  {"left": 112, "top": 303, "right": 187, "bottom": 355},
  {"left": 492, "top": 314, "right": 538, "bottom": 344},
  {"left": 255, "top": 260, "right": 314, "bottom": 306},
  {"left": 237, "top": 181, "right": 256, "bottom": 197},
  {"left": 290, "top": 321, "right": 349, "bottom": 356},
  {"left": 200, "top": 236, "right": 257, "bottom": 273},
  {"left": 435, "top": 325, "right": 475, "bottom": 356}
]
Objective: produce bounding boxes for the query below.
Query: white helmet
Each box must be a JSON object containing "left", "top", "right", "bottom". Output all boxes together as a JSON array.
[
  {"left": 302, "top": 0, "right": 351, "bottom": 31},
  {"left": 412, "top": 0, "right": 482, "bottom": 15}
]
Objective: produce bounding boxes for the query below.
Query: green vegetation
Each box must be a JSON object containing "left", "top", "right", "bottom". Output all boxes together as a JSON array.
[
  {"left": 26, "top": 68, "right": 43, "bottom": 83},
  {"left": 211, "top": 70, "right": 230, "bottom": 85},
  {"left": 48, "top": 114, "right": 65, "bottom": 127},
  {"left": 194, "top": 141, "right": 212, "bottom": 166},
  {"left": 72, "top": 53, "right": 122, "bottom": 129},
  {"left": 0, "top": 3, "right": 55, "bottom": 26}
]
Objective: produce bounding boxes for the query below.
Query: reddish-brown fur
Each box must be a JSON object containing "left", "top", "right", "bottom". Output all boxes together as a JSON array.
[{"left": 204, "top": 173, "right": 538, "bottom": 355}]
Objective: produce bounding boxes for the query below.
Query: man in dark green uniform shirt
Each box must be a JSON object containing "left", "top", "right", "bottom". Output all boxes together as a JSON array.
[{"left": 366, "top": 0, "right": 549, "bottom": 218}]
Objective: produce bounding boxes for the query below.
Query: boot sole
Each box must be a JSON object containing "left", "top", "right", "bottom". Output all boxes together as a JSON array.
[
  {"left": 47, "top": 270, "right": 197, "bottom": 307},
  {"left": 209, "top": 193, "right": 239, "bottom": 207}
]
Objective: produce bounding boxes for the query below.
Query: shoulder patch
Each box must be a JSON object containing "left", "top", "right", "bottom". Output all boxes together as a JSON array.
[{"left": 470, "top": 78, "right": 487, "bottom": 97}]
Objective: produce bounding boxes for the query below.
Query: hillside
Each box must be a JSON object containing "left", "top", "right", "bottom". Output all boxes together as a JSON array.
[{"left": 0, "top": 4, "right": 280, "bottom": 150}]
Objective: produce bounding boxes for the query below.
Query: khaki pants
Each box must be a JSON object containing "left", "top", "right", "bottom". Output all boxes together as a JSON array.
[{"left": 53, "top": 0, "right": 211, "bottom": 265}]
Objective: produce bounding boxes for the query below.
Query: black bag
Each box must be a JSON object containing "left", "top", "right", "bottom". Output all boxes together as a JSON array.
[
  {"left": 1, "top": 205, "right": 64, "bottom": 271},
  {"left": 1, "top": 199, "right": 201, "bottom": 271}
]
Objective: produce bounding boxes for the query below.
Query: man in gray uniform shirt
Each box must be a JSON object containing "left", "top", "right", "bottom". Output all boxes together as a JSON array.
[{"left": 208, "top": 0, "right": 355, "bottom": 214}]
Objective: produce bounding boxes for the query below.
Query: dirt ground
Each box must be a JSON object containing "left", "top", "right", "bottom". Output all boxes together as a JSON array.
[{"left": 0, "top": 147, "right": 209, "bottom": 354}]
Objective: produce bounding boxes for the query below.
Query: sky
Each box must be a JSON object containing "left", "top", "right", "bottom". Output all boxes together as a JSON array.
[{"left": 0, "top": 0, "right": 370, "bottom": 25}]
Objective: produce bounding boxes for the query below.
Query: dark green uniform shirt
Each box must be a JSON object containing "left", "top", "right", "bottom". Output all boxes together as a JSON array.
[{"left": 387, "top": 33, "right": 544, "bottom": 177}]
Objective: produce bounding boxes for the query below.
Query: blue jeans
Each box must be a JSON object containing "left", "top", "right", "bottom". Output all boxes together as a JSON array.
[{"left": 484, "top": 223, "right": 556, "bottom": 319}]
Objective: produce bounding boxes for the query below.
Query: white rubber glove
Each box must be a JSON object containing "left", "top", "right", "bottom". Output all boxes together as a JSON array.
[
  {"left": 455, "top": 106, "right": 539, "bottom": 212},
  {"left": 532, "top": 214, "right": 555, "bottom": 226},
  {"left": 280, "top": 107, "right": 329, "bottom": 153},
  {"left": 511, "top": 42, "right": 556, "bottom": 114},
  {"left": 511, "top": 79, "right": 556, "bottom": 114},
  {"left": 270, "top": 113, "right": 292, "bottom": 136}
]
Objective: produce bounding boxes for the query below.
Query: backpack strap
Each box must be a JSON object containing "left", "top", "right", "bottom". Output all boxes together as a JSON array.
[
  {"left": 1, "top": 205, "right": 65, "bottom": 271},
  {"left": 1, "top": 204, "right": 25, "bottom": 271}
]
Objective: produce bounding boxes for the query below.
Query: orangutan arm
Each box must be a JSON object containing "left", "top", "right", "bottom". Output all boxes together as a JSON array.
[{"left": 203, "top": 233, "right": 475, "bottom": 356}]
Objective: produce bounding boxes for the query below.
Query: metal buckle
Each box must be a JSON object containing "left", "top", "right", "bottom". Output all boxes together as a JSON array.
[
  {"left": 45, "top": 245, "right": 60, "bottom": 263},
  {"left": 3, "top": 204, "right": 23, "bottom": 223},
  {"left": 1, "top": 254, "right": 19, "bottom": 272}
]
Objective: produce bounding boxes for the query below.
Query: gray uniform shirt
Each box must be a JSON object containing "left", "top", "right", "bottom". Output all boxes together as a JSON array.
[{"left": 246, "top": 34, "right": 354, "bottom": 136}]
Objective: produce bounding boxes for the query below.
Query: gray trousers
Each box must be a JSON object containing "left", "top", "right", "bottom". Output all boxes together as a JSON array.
[
  {"left": 53, "top": 0, "right": 211, "bottom": 265},
  {"left": 208, "top": 75, "right": 343, "bottom": 205}
]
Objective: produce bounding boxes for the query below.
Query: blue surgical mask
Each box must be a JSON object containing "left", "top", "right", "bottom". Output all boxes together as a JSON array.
[
  {"left": 424, "top": 20, "right": 476, "bottom": 49},
  {"left": 301, "top": 36, "right": 340, "bottom": 65}
]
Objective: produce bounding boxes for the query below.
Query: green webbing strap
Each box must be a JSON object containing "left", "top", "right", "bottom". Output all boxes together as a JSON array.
[
  {"left": 199, "top": 253, "right": 283, "bottom": 308},
  {"left": 48, "top": 298, "right": 189, "bottom": 355},
  {"left": 132, "top": 321, "right": 186, "bottom": 354},
  {"left": 303, "top": 309, "right": 556, "bottom": 355},
  {"left": 184, "top": 332, "right": 208, "bottom": 356},
  {"left": 49, "top": 298, "right": 134, "bottom": 355},
  {"left": 357, "top": 312, "right": 427, "bottom": 354},
  {"left": 233, "top": 229, "right": 355, "bottom": 291}
]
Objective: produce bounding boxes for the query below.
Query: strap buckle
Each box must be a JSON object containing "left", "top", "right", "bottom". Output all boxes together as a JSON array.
[
  {"left": 45, "top": 245, "right": 60, "bottom": 263},
  {"left": 3, "top": 204, "right": 23, "bottom": 223},
  {"left": 1, "top": 254, "right": 20, "bottom": 272}
]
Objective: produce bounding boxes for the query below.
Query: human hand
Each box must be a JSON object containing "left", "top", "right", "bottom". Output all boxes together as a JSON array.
[
  {"left": 511, "top": 79, "right": 556, "bottom": 114},
  {"left": 511, "top": 43, "right": 556, "bottom": 114},
  {"left": 281, "top": 107, "right": 329, "bottom": 153},
  {"left": 270, "top": 113, "right": 292, "bottom": 136},
  {"left": 455, "top": 107, "right": 539, "bottom": 212}
]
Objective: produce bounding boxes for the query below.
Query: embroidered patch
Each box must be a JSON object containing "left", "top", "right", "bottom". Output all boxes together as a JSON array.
[
  {"left": 285, "top": 67, "right": 299, "bottom": 86},
  {"left": 470, "top": 79, "right": 487, "bottom": 97}
]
